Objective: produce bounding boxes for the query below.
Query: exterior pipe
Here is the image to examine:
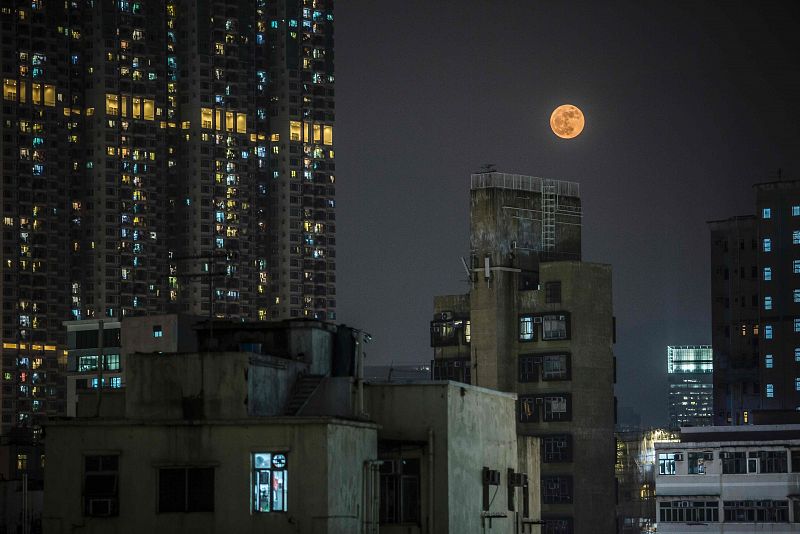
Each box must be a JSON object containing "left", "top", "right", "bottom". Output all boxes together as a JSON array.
[{"left": 428, "top": 427, "right": 434, "bottom": 534}]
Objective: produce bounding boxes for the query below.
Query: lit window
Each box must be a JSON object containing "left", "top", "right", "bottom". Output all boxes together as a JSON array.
[
  {"left": 3, "top": 78, "right": 17, "bottom": 101},
  {"left": 763, "top": 238, "right": 772, "bottom": 252},
  {"left": 795, "top": 318, "right": 800, "bottom": 333},
  {"left": 153, "top": 325, "right": 163, "bottom": 338},
  {"left": 795, "top": 289, "right": 800, "bottom": 303},
  {"left": 795, "top": 261, "right": 800, "bottom": 274},
  {"left": 796, "top": 348, "right": 800, "bottom": 362},
  {"left": 765, "top": 296, "right": 773, "bottom": 310},
  {"left": 766, "top": 354, "right": 773, "bottom": 368},
  {"left": 794, "top": 231, "right": 800, "bottom": 245},
  {"left": 519, "top": 316, "right": 535, "bottom": 342},
  {"left": 763, "top": 208, "right": 772, "bottom": 219},
  {"left": 106, "top": 94, "right": 119, "bottom": 115},
  {"left": 765, "top": 325, "right": 773, "bottom": 339},
  {"left": 252, "top": 453, "right": 287, "bottom": 513},
  {"left": 767, "top": 384, "right": 775, "bottom": 398},
  {"left": 764, "top": 267, "right": 772, "bottom": 280},
  {"left": 794, "top": 206, "right": 800, "bottom": 217},
  {"left": 17, "top": 454, "right": 28, "bottom": 471},
  {"left": 236, "top": 113, "right": 246, "bottom": 133},
  {"left": 323, "top": 125, "right": 333, "bottom": 145},
  {"left": 796, "top": 378, "right": 800, "bottom": 391}
]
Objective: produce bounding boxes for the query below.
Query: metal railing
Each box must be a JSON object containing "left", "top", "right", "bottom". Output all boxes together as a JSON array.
[{"left": 470, "top": 172, "right": 580, "bottom": 198}]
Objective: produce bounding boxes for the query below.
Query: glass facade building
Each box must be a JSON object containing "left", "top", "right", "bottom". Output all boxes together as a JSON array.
[{"left": 667, "top": 345, "right": 713, "bottom": 428}]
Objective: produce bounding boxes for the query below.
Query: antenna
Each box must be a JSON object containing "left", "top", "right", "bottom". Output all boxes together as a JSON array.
[
  {"left": 476, "top": 163, "right": 497, "bottom": 174},
  {"left": 460, "top": 257, "right": 471, "bottom": 280}
]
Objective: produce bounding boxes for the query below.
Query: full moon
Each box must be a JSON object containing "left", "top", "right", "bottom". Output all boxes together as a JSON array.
[{"left": 550, "top": 104, "right": 585, "bottom": 139}]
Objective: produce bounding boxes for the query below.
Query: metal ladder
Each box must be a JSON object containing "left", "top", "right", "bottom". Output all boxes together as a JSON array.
[{"left": 541, "top": 180, "right": 557, "bottom": 253}]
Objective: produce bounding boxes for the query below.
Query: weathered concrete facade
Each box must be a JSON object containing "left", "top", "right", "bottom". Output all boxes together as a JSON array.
[
  {"left": 365, "top": 382, "right": 541, "bottom": 534},
  {"left": 432, "top": 172, "right": 616, "bottom": 534}
]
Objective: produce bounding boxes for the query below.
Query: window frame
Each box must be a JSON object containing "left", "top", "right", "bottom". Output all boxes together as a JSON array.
[{"left": 252, "top": 452, "right": 288, "bottom": 514}]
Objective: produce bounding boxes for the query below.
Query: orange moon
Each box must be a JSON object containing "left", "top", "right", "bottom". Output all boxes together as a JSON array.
[{"left": 550, "top": 104, "right": 585, "bottom": 139}]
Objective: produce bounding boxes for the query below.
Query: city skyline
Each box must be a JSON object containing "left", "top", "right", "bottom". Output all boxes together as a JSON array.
[{"left": 334, "top": 1, "right": 800, "bottom": 426}]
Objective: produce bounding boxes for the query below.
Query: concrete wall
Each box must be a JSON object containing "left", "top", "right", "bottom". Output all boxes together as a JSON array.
[
  {"left": 43, "top": 418, "right": 377, "bottom": 534},
  {"left": 364, "top": 382, "right": 536, "bottom": 534}
]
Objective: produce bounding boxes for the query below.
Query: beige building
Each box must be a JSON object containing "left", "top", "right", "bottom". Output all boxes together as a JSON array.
[
  {"left": 44, "top": 318, "right": 540, "bottom": 534},
  {"left": 432, "top": 172, "right": 616, "bottom": 534}
]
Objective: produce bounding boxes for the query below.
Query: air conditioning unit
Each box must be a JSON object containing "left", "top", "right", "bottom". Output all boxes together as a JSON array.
[
  {"left": 674, "top": 453, "right": 684, "bottom": 461},
  {"left": 440, "top": 311, "right": 453, "bottom": 321},
  {"left": 533, "top": 317, "right": 543, "bottom": 324}
]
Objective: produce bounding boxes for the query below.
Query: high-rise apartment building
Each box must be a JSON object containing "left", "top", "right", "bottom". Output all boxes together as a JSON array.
[
  {"left": 431, "top": 172, "right": 616, "bottom": 534},
  {"left": 667, "top": 345, "right": 712, "bottom": 428},
  {"left": 0, "top": 0, "right": 336, "bottom": 435},
  {"left": 710, "top": 178, "right": 800, "bottom": 425}
]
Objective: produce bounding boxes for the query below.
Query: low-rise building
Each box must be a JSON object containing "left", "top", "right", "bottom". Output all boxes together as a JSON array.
[
  {"left": 655, "top": 425, "right": 800, "bottom": 532},
  {"left": 44, "top": 318, "right": 540, "bottom": 534}
]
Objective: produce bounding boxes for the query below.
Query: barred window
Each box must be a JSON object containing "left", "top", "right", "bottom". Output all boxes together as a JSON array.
[
  {"left": 542, "top": 476, "right": 572, "bottom": 504},
  {"left": 542, "top": 435, "right": 572, "bottom": 463},
  {"left": 723, "top": 500, "right": 788, "bottom": 522},
  {"left": 659, "top": 500, "right": 719, "bottom": 522}
]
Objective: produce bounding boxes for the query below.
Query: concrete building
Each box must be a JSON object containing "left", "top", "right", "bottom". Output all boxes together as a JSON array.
[
  {"left": 667, "top": 345, "right": 713, "bottom": 428},
  {"left": 655, "top": 425, "right": 800, "bottom": 532},
  {"left": 710, "top": 179, "right": 800, "bottom": 425},
  {"left": 1, "top": 0, "right": 337, "bottom": 438},
  {"left": 44, "top": 318, "right": 541, "bottom": 534},
  {"left": 432, "top": 172, "right": 616, "bottom": 534}
]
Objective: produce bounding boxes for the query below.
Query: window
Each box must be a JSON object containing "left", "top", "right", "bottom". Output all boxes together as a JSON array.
[
  {"left": 542, "top": 314, "right": 569, "bottom": 340},
  {"left": 542, "top": 435, "right": 572, "bottom": 463},
  {"left": 84, "top": 455, "right": 119, "bottom": 517},
  {"left": 464, "top": 320, "right": 471, "bottom": 344},
  {"left": 688, "top": 452, "right": 711, "bottom": 474},
  {"left": 658, "top": 453, "right": 678, "bottom": 475},
  {"left": 764, "top": 238, "right": 772, "bottom": 252},
  {"left": 795, "top": 260, "right": 800, "bottom": 274},
  {"left": 105, "top": 354, "right": 120, "bottom": 371},
  {"left": 720, "top": 451, "right": 746, "bottom": 474},
  {"left": 796, "top": 348, "right": 800, "bottom": 362},
  {"left": 796, "top": 319, "right": 800, "bottom": 332},
  {"left": 765, "top": 296, "right": 773, "bottom": 310},
  {"left": 659, "top": 500, "right": 719, "bottom": 522},
  {"left": 795, "top": 290, "right": 800, "bottom": 303},
  {"left": 252, "top": 453, "right": 287, "bottom": 513},
  {"left": 750, "top": 450, "right": 787, "bottom": 473},
  {"left": 519, "top": 394, "right": 571, "bottom": 423},
  {"left": 542, "top": 476, "right": 572, "bottom": 504},
  {"left": 17, "top": 454, "right": 27, "bottom": 471},
  {"left": 158, "top": 467, "right": 214, "bottom": 513},
  {"left": 794, "top": 206, "right": 800, "bottom": 217},
  {"left": 796, "top": 378, "right": 800, "bottom": 391},
  {"left": 767, "top": 384, "right": 775, "bottom": 397},
  {"left": 430, "top": 320, "right": 456, "bottom": 346},
  {"left": 78, "top": 355, "right": 98, "bottom": 372},
  {"left": 518, "top": 353, "right": 570, "bottom": 382},
  {"left": 791, "top": 450, "right": 800, "bottom": 472},
  {"left": 152, "top": 325, "right": 163, "bottom": 338},
  {"left": 379, "top": 459, "right": 420, "bottom": 525},
  {"left": 764, "top": 267, "right": 772, "bottom": 280},
  {"left": 519, "top": 315, "right": 535, "bottom": 342},
  {"left": 724, "top": 500, "right": 788, "bottom": 522},
  {"left": 766, "top": 354, "right": 773, "bottom": 368},
  {"left": 765, "top": 325, "right": 773, "bottom": 339},
  {"left": 543, "top": 518, "right": 573, "bottom": 534},
  {"left": 795, "top": 231, "right": 800, "bottom": 245},
  {"left": 763, "top": 208, "right": 772, "bottom": 219},
  {"left": 545, "top": 281, "right": 562, "bottom": 304}
]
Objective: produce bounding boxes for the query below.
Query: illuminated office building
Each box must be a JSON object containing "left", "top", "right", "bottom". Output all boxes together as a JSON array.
[
  {"left": 667, "top": 345, "right": 713, "bottom": 428},
  {"left": 0, "top": 0, "right": 336, "bottom": 436}
]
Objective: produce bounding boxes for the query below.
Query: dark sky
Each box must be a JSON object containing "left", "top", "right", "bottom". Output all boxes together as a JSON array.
[{"left": 333, "top": 1, "right": 800, "bottom": 425}]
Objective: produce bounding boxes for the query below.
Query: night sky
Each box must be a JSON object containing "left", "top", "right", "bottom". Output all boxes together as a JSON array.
[{"left": 333, "top": 1, "right": 800, "bottom": 425}]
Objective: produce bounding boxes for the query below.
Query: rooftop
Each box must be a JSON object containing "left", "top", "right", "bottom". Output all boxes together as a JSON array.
[{"left": 470, "top": 172, "right": 580, "bottom": 198}]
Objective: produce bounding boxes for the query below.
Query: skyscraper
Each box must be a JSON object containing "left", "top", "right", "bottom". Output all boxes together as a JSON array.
[
  {"left": 431, "top": 172, "right": 616, "bottom": 534},
  {"left": 0, "top": 0, "right": 336, "bottom": 435},
  {"left": 710, "top": 178, "right": 800, "bottom": 425},
  {"left": 667, "top": 345, "right": 712, "bottom": 428}
]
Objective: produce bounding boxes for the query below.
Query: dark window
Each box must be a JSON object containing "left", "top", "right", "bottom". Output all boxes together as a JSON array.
[
  {"left": 432, "top": 358, "right": 470, "bottom": 384},
  {"left": 660, "top": 500, "right": 719, "bottom": 522},
  {"left": 379, "top": 459, "right": 420, "bottom": 525},
  {"left": 750, "top": 450, "right": 787, "bottom": 473},
  {"left": 430, "top": 320, "right": 457, "bottom": 346},
  {"left": 518, "top": 354, "right": 570, "bottom": 382},
  {"left": 721, "top": 451, "right": 746, "bottom": 474},
  {"left": 791, "top": 450, "right": 800, "bottom": 473},
  {"left": 84, "top": 455, "right": 119, "bottom": 517},
  {"left": 158, "top": 467, "right": 214, "bottom": 513},
  {"left": 74, "top": 329, "right": 98, "bottom": 349},
  {"left": 724, "top": 500, "right": 788, "bottom": 522},
  {"left": 542, "top": 476, "right": 572, "bottom": 504},
  {"left": 543, "top": 517, "right": 573, "bottom": 534},
  {"left": 542, "top": 314, "right": 569, "bottom": 340},
  {"left": 688, "top": 452, "right": 710, "bottom": 474},
  {"left": 542, "top": 435, "right": 572, "bottom": 463},
  {"left": 545, "top": 281, "right": 562, "bottom": 304}
]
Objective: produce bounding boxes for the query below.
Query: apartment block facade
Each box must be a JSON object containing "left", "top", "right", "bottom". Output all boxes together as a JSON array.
[
  {"left": 0, "top": 0, "right": 336, "bottom": 434},
  {"left": 710, "top": 179, "right": 800, "bottom": 425},
  {"left": 431, "top": 172, "right": 616, "bottom": 534}
]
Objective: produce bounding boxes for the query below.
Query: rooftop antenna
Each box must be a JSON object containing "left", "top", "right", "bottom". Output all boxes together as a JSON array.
[
  {"left": 460, "top": 257, "right": 472, "bottom": 285},
  {"left": 476, "top": 163, "right": 496, "bottom": 174}
]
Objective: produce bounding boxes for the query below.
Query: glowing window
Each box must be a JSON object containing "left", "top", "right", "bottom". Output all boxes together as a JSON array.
[
  {"left": 201, "top": 108, "right": 213, "bottom": 129},
  {"left": 225, "top": 111, "right": 234, "bottom": 132},
  {"left": 31, "top": 83, "right": 41, "bottom": 105},
  {"left": 767, "top": 384, "right": 775, "bottom": 398},
  {"left": 763, "top": 208, "right": 772, "bottom": 219},
  {"left": 764, "top": 267, "right": 772, "bottom": 280},
  {"left": 290, "top": 121, "right": 302, "bottom": 141},
  {"left": 764, "top": 296, "right": 773, "bottom": 310},
  {"left": 795, "top": 261, "right": 800, "bottom": 274},
  {"left": 3, "top": 79, "right": 17, "bottom": 101},
  {"left": 765, "top": 325, "right": 773, "bottom": 339},
  {"left": 313, "top": 124, "right": 321, "bottom": 143},
  {"left": 132, "top": 97, "right": 141, "bottom": 119},
  {"left": 252, "top": 453, "right": 287, "bottom": 513},
  {"left": 763, "top": 238, "right": 772, "bottom": 252},
  {"left": 143, "top": 99, "right": 154, "bottom": 120},
  {"left": 765, "top": 354, "right": 773, "bottom": 369},
  {"left": 323, "top": 125, "right": 333, "bottom": 145},
  {"left": 236, "top": 113, "right": 246, "bottom": 133},
  {"left": 106, "top": 94, "right": 119, "bottom": 115}
]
